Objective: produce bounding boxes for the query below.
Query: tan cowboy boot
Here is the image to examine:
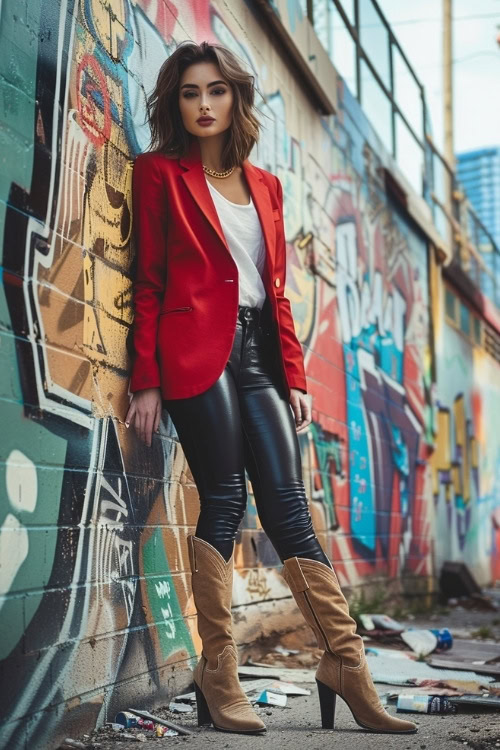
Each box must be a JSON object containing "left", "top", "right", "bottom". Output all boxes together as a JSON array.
[
  {"left": 282, "top": 557, "right": 417, "bottom": 734},
  {"left": 187, "top": 535, "right": 266, "bottom": 734}
]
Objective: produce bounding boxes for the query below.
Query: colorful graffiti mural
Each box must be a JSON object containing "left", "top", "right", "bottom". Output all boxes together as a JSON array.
[
  {"left": 0, "top": 1, "right": 197, "bottom": 747},
  {"left": 0, "top": 2, "right": 298, "bottom": 746},
  {"left": 279, "top": 116, "right": 434, "bottom": 585},
  {"left": 1, "top": 0, "right": 500, "bottom": 748},
  {"left": 431, "top": 313, "right": 500, "bottom": 585}
]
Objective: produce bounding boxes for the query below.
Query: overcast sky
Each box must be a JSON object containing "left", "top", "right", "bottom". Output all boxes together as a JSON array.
[{"left": 376, "top": 0, "right": 500, "bottom": 155}]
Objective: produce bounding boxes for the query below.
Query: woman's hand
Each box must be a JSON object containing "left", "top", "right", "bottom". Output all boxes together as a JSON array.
[
  {"left": 290, "top": 388, "right": 312, "bottom": 433},
  {"left": 125, "top": 387, "right": 162, "bottom": 447}
]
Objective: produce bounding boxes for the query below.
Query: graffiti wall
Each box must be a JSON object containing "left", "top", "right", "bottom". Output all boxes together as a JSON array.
[
  {"left": 0, "top": 0, "right": 498, "bottom": 747},
  {"left": 430, "top": 277, "right": 500, "bottom": 585},
  {"left": 283, "top": 93, "right": 435, "bottom": 588}
]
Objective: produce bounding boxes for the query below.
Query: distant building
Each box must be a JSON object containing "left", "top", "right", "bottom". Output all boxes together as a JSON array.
[{"left": 457, "top": 147, "right": 500, "bottom": 249}]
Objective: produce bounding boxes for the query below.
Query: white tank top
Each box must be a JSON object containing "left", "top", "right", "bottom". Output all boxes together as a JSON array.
[{"left": 206, "top": 177, "right": 267, "bottom": 309}]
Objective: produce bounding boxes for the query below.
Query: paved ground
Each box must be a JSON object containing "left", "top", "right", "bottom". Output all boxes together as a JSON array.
[
  {"left": 68, "top": 595, "right": 500, "bottom": 750},
  {"left": 79, "top": 685, "right": 500, "bottom": 750}
]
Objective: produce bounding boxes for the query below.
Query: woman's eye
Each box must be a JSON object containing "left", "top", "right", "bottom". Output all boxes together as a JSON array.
[{"left": 183, "top": 89, "right": 226, "bottom": 98}]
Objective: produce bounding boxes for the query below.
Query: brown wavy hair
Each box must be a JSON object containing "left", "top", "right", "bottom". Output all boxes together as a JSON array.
[{"left": 144, "top": 40, "right": 264, "bottom": 169}]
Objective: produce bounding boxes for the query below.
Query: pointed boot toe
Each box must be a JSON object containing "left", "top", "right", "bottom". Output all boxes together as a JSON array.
[
  {"left": 317, "top": 654, "right": 417, "bottom": 733},
  {"left": 194, "top": 647, "right": 266, "bottom": 734},
  {"left": 188, "top": 536, "right": 266, "bottom": 735},
  {"left": 282, "top": 557, "right": 418, "bottom": 735}
]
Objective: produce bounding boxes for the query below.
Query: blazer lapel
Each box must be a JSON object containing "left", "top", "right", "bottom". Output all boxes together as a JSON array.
[
  {"left": 179, "top": 138, "right": 276, "bottom": 268},
  {"left": 242, "top": 158, "right": 276, "bottom": 270}
]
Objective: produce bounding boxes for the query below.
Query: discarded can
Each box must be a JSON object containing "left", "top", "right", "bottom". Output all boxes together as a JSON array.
[
  {"left": 430, "top": 627, "right": 453, "bottom": 650},
  {"left": 115, "top": 711, "right": 138, "bottom": 728},
  {"left": 397, "top": 694, "right": 456, "bottom": 714}
]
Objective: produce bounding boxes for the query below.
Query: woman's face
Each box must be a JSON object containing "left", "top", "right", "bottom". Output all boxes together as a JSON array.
[{"left": 178, "top": 61, "right": 234, "bottom": 139}]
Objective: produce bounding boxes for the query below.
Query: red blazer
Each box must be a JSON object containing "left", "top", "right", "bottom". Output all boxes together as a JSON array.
[{"left": 129, "top": 136, "right": 307, "bottom": 400}]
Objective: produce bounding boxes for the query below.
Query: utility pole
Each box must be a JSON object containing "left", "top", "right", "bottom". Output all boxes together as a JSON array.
[
  {"left": 442, "top": 0, "right": 456, "bottom": 257},
  {"left": 443, "top": 0, "right": 454, "bottom": 169}
]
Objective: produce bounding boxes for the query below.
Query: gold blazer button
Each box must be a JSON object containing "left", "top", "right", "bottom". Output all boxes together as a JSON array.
[{"left": 274, "top": 278, "right": 281, "bottom": 287}]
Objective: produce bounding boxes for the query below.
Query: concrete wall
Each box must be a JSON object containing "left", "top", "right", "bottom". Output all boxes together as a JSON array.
[{"left": 0, "top": 0, "right": 498, "bottom": 747}]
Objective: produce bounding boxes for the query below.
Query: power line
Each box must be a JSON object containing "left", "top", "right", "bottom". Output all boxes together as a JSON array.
[
  {"left": 396, "top": 52, "right": 500, "bottom": 70},
  {"left": 329, "top": 12, "right": 500, "bottom": 31},
  {"left": 454, "top": 51, "right": 500, "bottom": 63},
  {"left": 382, "top": 12, "right": 500, "bottom": 26}
]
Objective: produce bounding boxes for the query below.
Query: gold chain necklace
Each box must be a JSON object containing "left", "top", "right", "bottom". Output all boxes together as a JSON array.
[{"left": 202, "top": 164, "right": 234, "bottom": 179}]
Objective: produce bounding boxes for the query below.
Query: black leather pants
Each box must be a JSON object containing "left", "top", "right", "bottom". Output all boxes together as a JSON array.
[{"left": 163, "top": 302, "right": 332, "bottom": 568}]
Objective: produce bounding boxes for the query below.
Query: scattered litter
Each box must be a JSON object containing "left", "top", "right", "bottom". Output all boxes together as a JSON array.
[
  {"left": 360, "top": 626, "right": 408, "bottom": 645},
  {"left": 122, "top": 708, "right": 193, "bottom": 736},
  {"left": 360, "top": 614, "right": 405, "bottom": 631},
  {"left": 400, "top": 627, "right": 454, "bottom": 657},
  {"left": 428, "top": 639, "right": 500, "bottom": 677},
  {"left": 168, "top": 701, "right": 194, "bottom": 714},
  {"left": 366, "top": 649, "right": 494, "bottom": 689},
  {"left": 401, "top": 629, "right": 440, "bottom": 656},
  {"left": 174, "top": 676, "right": 310, "bottom": 705},
  {"left": 267, "top": 680, "right": 311, "bottom": 696},
  {"left": 430, "top": 628, "right": 454, "bottom": 650},
  {"left": 396, "top": 693, "right": 457, "bottom": 714},
  {"left": 387, "top": 686, "right": 468, "bottom": 697},
  {"left": 106, "top": 723, "right": 124, "bottom": 731},
  {"left": 254, "top": 688, "right": 288, "bottom": 707},
  {"left": 419, "top": 679, "right": 492, "bottom": 695},
  {"left": 59, "top": 741, "right": 87, "bottom": 750},
  {"left": 239, "top": 663, "right": 316, "bottom": 683},
  {"left": 429, "top": 657, "right": 500, "bottom": 678},
  {"left": 155, "top": 725, "right": 172, "bottom": 738},
  {"left": 447, "top": 694, "right": 500, "bottom": 709},
  {"left": 174, "top": 672, "right": 310, "bottom": 714},
  {"left": 273, "top": 645, "right": 300, "bottom": 656},
  {"left": 365, "top": 647, "right": 415, "bottom": 659},
  {"left": 359, "top": 615, "right": 376, "bottom": 631},
  {"left": 173, "top": 689, "right": 198, "bottom": 702},
  {"left": 117, "top": 714, "right": 178, "bottom": 737},
  {"left": 378, "top": 691, "right": 391, "bottom": 706},
  {"left": 364, "top": 619, "right": 453, "bottom": 656},
  {"left": 115, "top": 712, "right": 139, "bottom": 729},
  {"left": 245, "top": 678, "right": 310, "bottom": 697}
]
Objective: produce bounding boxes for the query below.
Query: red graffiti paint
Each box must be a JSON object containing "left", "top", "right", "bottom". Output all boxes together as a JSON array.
[
  {"left": 137, "top": 0, "right": 179, "bottom": 41},
  {"left": 76, "top": 54, "right": 111, "bottom": 147}
]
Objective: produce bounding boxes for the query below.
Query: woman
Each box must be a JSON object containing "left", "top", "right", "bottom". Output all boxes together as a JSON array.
[{"left": 125, "top": 41, "right": 416, "bottom": 737}]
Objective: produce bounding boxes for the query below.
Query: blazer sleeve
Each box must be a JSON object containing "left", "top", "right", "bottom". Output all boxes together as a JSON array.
[
  {"left": 128, "top": 154, "right": 168, "bottom": 393},
  {"left": 273, "top": 175, "right": 308, "bottom": 395}
]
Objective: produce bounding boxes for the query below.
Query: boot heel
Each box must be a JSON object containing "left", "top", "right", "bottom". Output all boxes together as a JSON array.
[
  {"left": 194, "top": 682, "right": 212, "bottom": 726},
  {"left": 316, "top": 678, "right": 337, "bottom": 729}
]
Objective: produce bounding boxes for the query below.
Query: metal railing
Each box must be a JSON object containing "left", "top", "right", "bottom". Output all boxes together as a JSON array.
[
  {"left": 427, "top": 138, "right": 500, "bottom": 308},
  {"left": 309, "top": 0, "right": 426, "bottom": 196},
  {"left": 302, "top": 0, "right": 500, "bottom": 309}
]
